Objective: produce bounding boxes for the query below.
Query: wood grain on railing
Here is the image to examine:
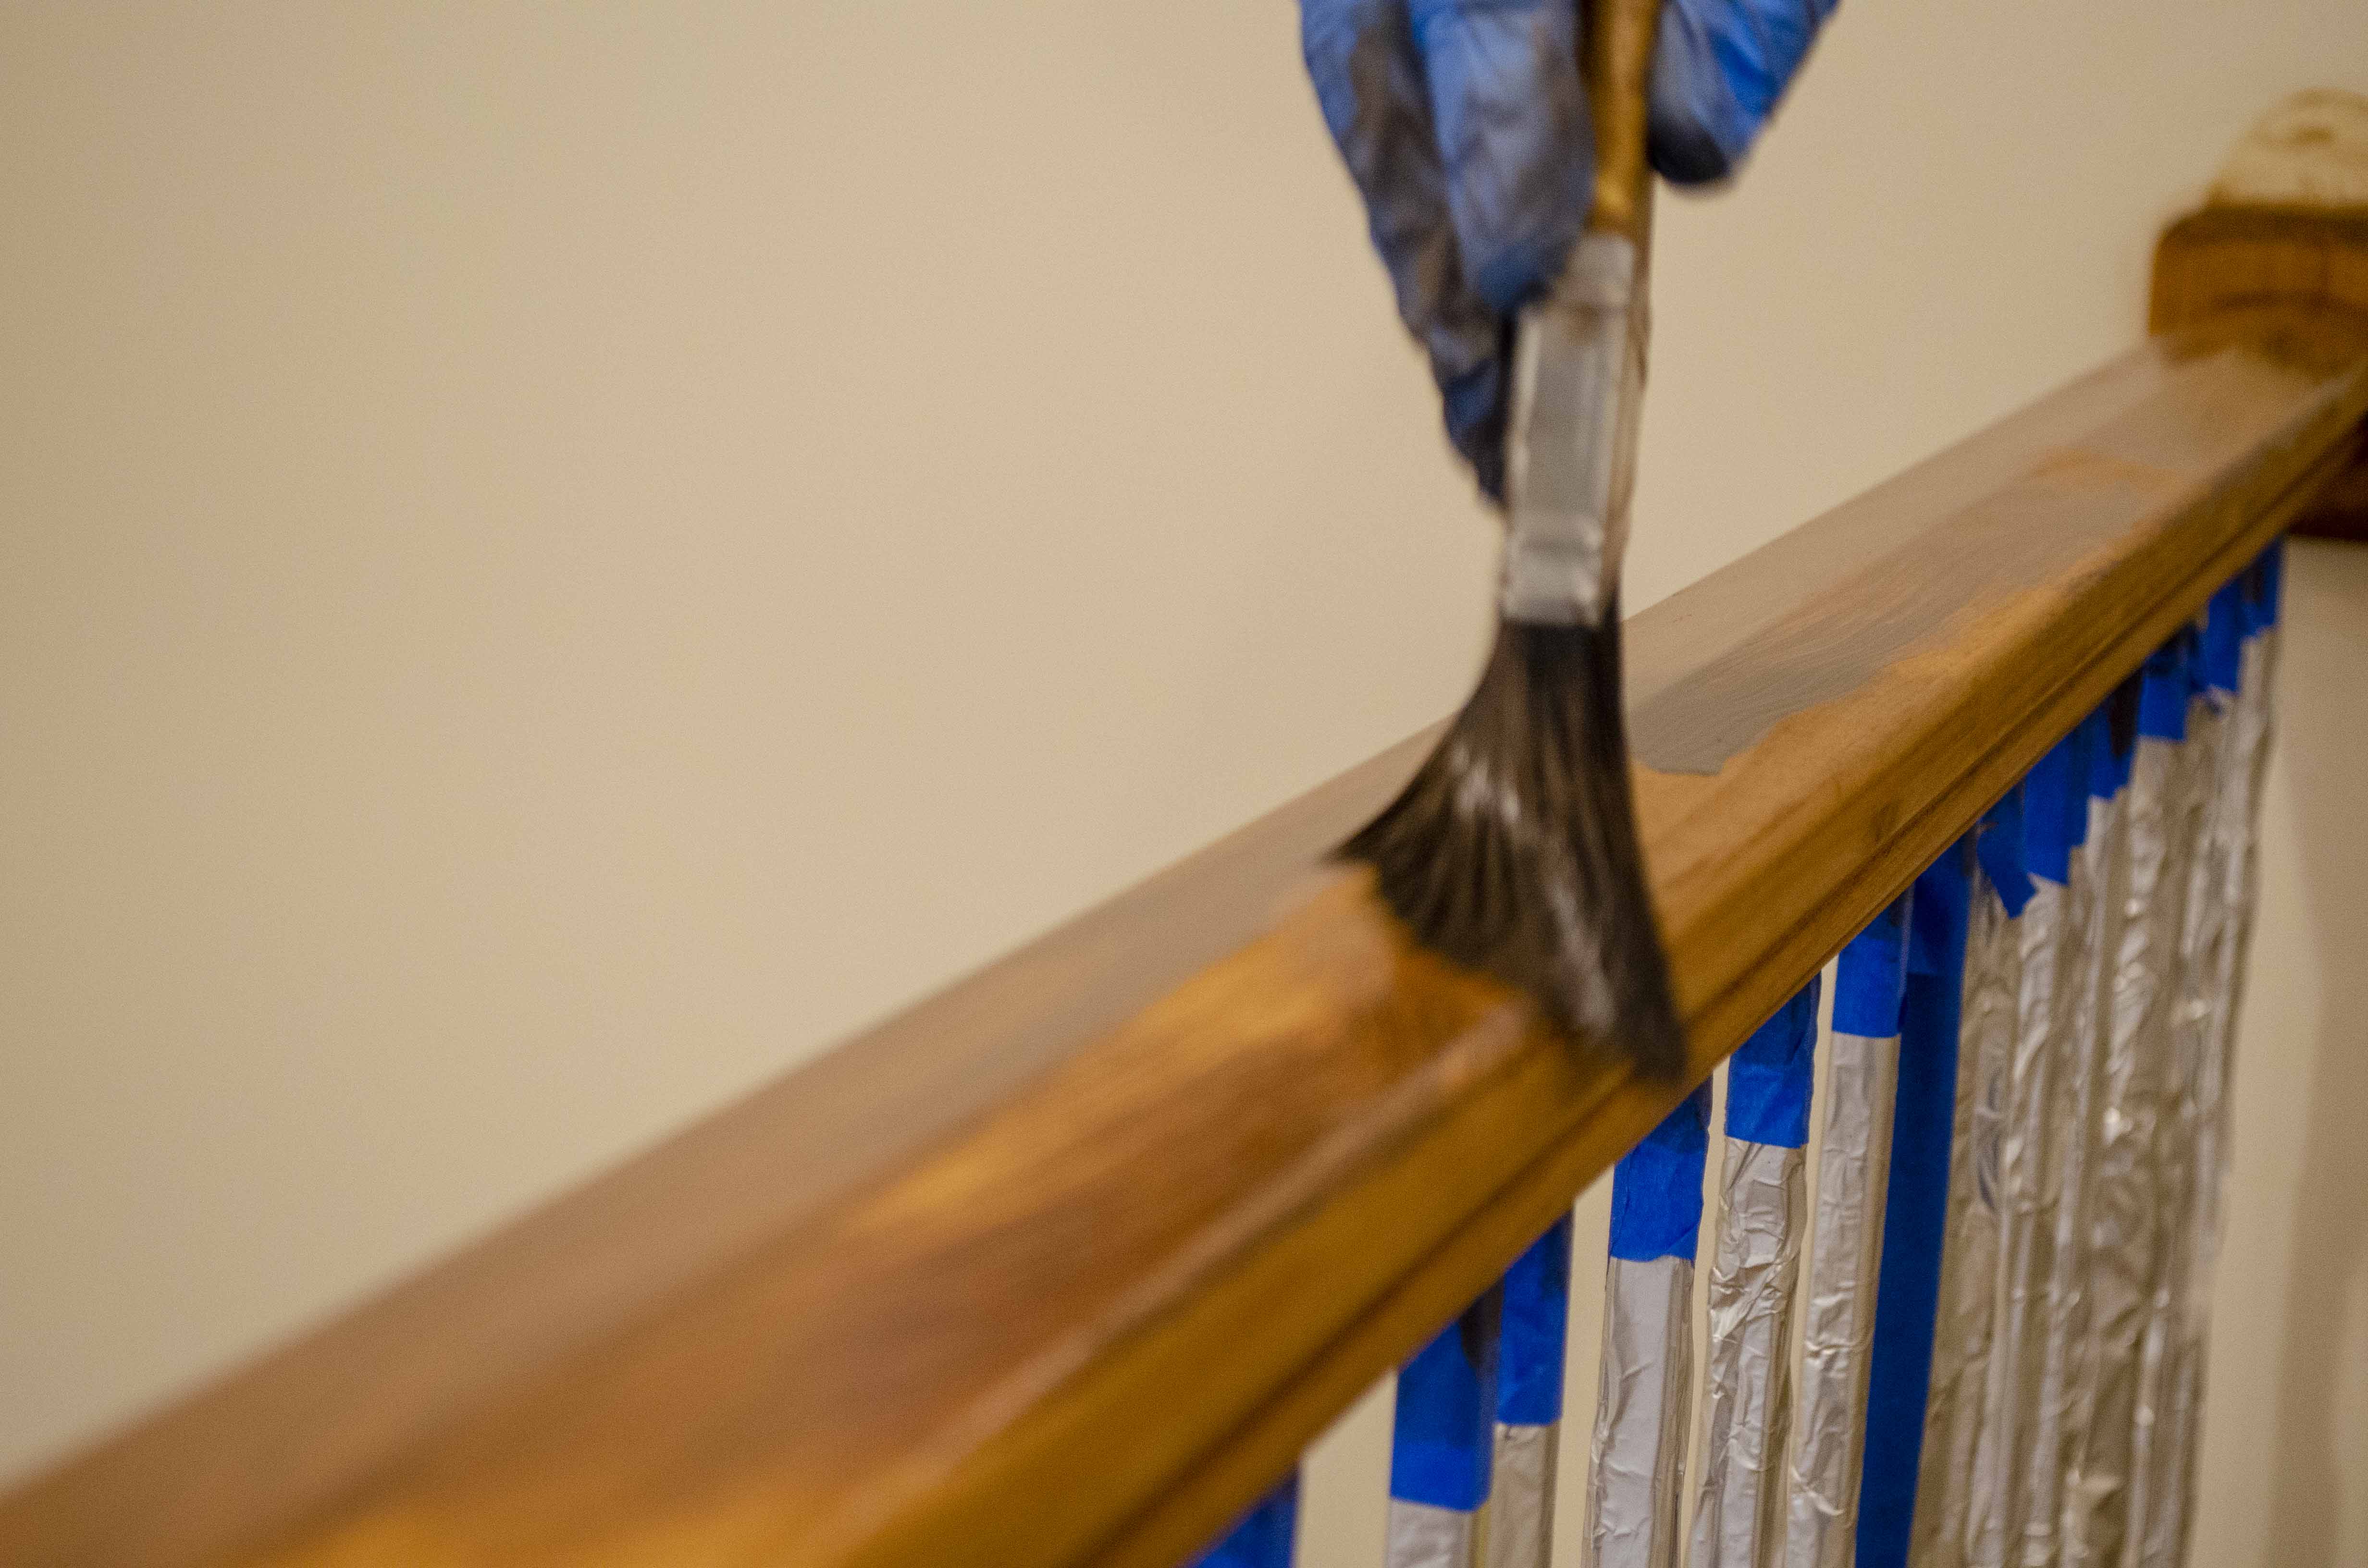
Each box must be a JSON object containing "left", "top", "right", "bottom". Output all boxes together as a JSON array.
[{"left": 6, "top": 305, "right": 2365, "bottom": 1568}]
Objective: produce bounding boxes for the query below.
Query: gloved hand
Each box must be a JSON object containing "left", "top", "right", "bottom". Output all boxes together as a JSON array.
[{"left": 1301, "top": 0, "right": 1836, "bottom": 499}]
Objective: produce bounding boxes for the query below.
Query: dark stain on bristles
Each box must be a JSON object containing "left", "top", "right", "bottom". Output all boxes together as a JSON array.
[{"left": 1340, "top": 605, "right": 1687, "bottom": 1079}]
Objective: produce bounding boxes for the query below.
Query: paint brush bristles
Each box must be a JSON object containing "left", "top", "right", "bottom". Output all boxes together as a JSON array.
[
  {"left": 1343, "top": 609, "right": 1685, "bottom": 1077},
  {"left": 1341, "top": 0, "right": 1679, "bottom": 1075}
]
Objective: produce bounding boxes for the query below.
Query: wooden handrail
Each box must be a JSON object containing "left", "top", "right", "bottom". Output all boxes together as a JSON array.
[{"left": 6, "top": 304, "right": 2364, "bottom": 1567}]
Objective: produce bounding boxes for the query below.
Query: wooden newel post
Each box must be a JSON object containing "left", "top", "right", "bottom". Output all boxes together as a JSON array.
[{"left": 2151, "top": 89, "right": 2368, "bottom": 541}]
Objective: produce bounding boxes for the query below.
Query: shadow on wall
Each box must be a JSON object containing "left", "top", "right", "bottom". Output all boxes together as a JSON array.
[{"left": 2263, "top": 539, "right": 2368, "bottom": 1568}]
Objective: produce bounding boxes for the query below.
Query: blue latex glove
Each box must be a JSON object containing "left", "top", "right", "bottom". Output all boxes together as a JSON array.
[{"left": 1302, "top": 0, "right": 1837, "bottom": 498}]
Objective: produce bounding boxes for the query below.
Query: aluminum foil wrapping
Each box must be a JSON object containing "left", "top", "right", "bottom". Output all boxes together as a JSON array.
[
  {"left": 1963, "top": 864, "right": 2073, "bottom": 1568},
  {"left": 2147, "top": 625, "right": 2279, "bottom": 1567},
  {"left": 1489, "top": 1422, "right": 1560, "bottom": 1568},
  {"left": 1690, "top": 1139, "right": 1807, "bottom": 1568},
  {"left": 1785, "top": 1030, "right": 1899, "bottom": 1568},
  {"left": 1913, "top": 878, "right": 2020, "bottom": 1568},
  {"left": 2126, "top": 692, "right": 2226, "bottom": 1568},
  {"left": 2007, "top": 768, "right": 2134, "bottom": 1566},
  {"left": 1583, "top": 1254, "right": 1694, "bottom": 1568},
  {"left": 2062, "top": 727, "right": 2204, "bottom": 1568},
  {"left": 1996, "top": 790, "right": 2123, "bottom": 1568},
  {"left": 1990, "top": 876, "right": 2062, "bottom": 1566},
  {"left": 2018, "top": 783, "right": 2124, "bottom": 1568},
  {"left": 1390, "top": 1498, "right": 1481, "bottom": 1568}
]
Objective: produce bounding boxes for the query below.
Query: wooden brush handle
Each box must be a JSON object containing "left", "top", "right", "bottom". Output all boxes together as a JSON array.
[{"left": 1582, "top": 0, "right": 1661, "bottom": 242}]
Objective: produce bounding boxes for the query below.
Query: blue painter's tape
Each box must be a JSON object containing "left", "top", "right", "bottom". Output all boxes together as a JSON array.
[
  {"left": 1498, "top": 1213, "right": 1573, "bottom": 1426},
  {"left": 2250, "top": 539, "right": 2285, "bottom": 634},
  {"left": 1855, "top": 837, "right": 1974, "bottom": 1568},
  {"left": 2093, "top": 687, "right": 2137, "bottom": 801},
  {"left": 1390, "top": 1288, "right": 1503, "bottom": 1510},
  {"left": 2140, "top": 630, "right": 2198, "bottom": 741},
  {"left": 1909, "top": 838, "right": 1971, "bottom": 977},
  {"left": 2023, "top": 725, "right": 2088, "bottom": 885},
  {"left": 1607, "top": 1083, "right": 1713, "bottom": 1263},
  {"left": 2204, "top": 578, "right": 2245, "bottom": 694},
  {"left": 1193, "top": 1470, "right": 1300, "bottom": 1568},
  {"left": 1727, "top": 977, "right": 1821, "bottom": 1149},
  {"left": 1834, "top": 892, "right": 1912, "bottom": 1037},
  {"left": 1976, "top": 784, "right": 2033, "bottom": 919}
]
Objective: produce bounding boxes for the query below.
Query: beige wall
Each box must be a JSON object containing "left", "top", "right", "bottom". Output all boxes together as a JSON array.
[{"left": 1, "top": 0, "right": 2363, "bottom": 1553}]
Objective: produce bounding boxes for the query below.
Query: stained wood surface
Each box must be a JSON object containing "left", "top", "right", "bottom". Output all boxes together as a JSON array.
[
  {"left": 2152, "top": 89, "right": 2368, "bottom": 541},
  {"left": 5, "top": 308, "right": 2365, "bottom": 1567}
]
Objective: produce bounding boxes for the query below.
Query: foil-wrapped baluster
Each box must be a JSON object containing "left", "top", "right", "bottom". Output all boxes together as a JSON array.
[
  {"left": 1785, "top": 899, "right": 1911, "bottom": 1568},
  {"left": 1691, "top": 982, "right": 1822, "bottom": 1568},
  {"left": 1583, "top": 1085, "right": 1712, "bottom": 1568}
]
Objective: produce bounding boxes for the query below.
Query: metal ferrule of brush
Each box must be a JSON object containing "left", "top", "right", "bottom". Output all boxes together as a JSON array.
[{"left": 1498, "top": 232, "right": 1645, "bottom": 631}]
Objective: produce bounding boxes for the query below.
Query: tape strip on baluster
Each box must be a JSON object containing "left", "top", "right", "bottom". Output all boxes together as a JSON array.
[
  {"left": 1910, "top": 785, "right": 2030, "bottom": 1568},
  {"left": 1783, "top": 893, "right": 1911, "bottom": 1568},
  {"left": 2144, "top": 550, "right": 2282, "bottom": 1566},
  {"left": 1856, "top": 843, "right": 1976, "bottom": 1568},
  {"left": 2060, "top": 629, "right": 2206, "bottom": 1568},
  {"left": 1969, "top": 715, "right": 2094, "bottom": 1568},
  {"left": 1192, "top": 1471, "right": 1301, "bottom": 1568},
  {"left": 2124, "top": 611, "right": 2232, "bottom": 1568},
  {"left": 1488, "top": 1215, "right": 1573, "bottom": 1568},
  {"left": 1389, "top": 1286, "right": 1507, "bottom": 1568},
  {"left": 2005, "top": 689, "right": 2142, "bottom": 1568},
  {"left": 1584, "top": 1084, "right": 1711, "bottom": 1568},
  {"left": 1690, "top": 979, "right": 1821, "bottom": 1568}
]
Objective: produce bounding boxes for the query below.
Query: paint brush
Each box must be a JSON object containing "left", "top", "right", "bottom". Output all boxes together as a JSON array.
[{"left": 1342, "top": 0, "right": 1682, "bottom": 1076}]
